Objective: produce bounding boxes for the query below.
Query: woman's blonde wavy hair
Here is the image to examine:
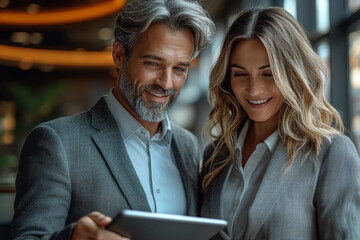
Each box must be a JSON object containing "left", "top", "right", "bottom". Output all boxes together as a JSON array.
[{"left": 202, "top": 7, "right": 344, "bottom": 191}]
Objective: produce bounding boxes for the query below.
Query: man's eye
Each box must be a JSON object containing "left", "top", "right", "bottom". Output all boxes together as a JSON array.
[
  {"left": 145, "top": 62, "right": 158, "bottom": 66},
  {"left": 175, "top": 67, "right": 186, "bottom": 72}
]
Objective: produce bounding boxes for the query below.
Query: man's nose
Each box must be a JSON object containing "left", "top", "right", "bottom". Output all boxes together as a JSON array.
[{"left": 156, "top": 68, "right": 174, "bottom": 90}]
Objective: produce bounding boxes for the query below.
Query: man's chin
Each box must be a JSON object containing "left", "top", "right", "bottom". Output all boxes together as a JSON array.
[
  {"left": 134, "top": 97, "right": 174, "bottom": 122},
  {"left": 134, "top": 104, "right": 166, "bottom": 122},
  {"left": 139, "top": 111, "right": 166, "bottom": 122}
]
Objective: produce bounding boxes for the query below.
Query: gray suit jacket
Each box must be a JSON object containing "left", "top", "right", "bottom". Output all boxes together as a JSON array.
[
  {"left": 201, "top": 134, "right": 360, "bottom": 240},
  {"left": 10, "top": 98, "right": 201, "bottom": 240}
]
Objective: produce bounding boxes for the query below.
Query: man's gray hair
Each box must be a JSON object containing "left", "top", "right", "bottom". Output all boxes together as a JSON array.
[{"left": 114, "top": 0, "right": 215, "bottom": 60}]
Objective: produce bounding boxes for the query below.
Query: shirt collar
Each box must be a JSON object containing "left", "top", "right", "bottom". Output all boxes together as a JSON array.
[
  {"left": 264, "top": 130, "right": 279, "bottom": 153},
  {"left": 235, "top": 119, "right": 279, "bottom": 153},
  {"left": 152, "top": 112, "right": 172, "bottom": 144},
  {"left": 104, "top": 88, "right": 172, "bottom": 143},
  {"left": 235, "top": 120, "right": 250, "bottom": 152}
]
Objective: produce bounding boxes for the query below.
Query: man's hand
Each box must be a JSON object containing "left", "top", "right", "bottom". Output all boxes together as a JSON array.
[{"left": 72, "top": 211, "right": 130, "bottom": 240}]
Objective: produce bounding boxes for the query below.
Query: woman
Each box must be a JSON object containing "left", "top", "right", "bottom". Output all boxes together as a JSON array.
[{"left": 201, "top": 7, "right": 360, "bottom": 240}]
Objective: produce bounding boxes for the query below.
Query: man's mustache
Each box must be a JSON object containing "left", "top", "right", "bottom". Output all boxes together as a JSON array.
[{"left": 140, "top": 84, "right": 177, "bottom": 96}]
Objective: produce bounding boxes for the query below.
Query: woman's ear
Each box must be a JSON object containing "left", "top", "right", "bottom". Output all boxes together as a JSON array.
[{"left": 112, "top": 41, "right": 125, "bottom": 69}]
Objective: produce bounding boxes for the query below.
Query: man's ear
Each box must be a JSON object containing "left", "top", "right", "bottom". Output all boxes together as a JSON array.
[{"left": 112, "top": 41, "right": 126, "bottom": 69}]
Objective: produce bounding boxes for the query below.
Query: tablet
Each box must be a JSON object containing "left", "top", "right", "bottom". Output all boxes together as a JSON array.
[{"left": 106, "top": 209, "right": 227, "bottom": 240}]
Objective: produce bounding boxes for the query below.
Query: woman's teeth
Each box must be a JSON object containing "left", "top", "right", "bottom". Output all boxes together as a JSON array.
[{"left": 248, "top": 98, "right": 270, "bottom": 104}]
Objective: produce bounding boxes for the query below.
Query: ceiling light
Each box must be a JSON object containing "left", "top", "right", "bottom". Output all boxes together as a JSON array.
[
  {"left": 0, "top": 0, "right": 10, "bottom": 8},
  {"left": 98, "top": 28, "right": 113, "bottom": 41},
  {"left": 30, "top": 32, "right": 43, "bottom": 45},
  {"left": 10, "top": 32, "right": 30, "bottom": 44},
  {"left": 0, "top": 0, "right": 126, "bottom": 26},
  {"left": 26, "top": 3, "right": 40, "bottom": 15},
  {"left": 0, "top": 44, "right": 114, "bottom": 68}
]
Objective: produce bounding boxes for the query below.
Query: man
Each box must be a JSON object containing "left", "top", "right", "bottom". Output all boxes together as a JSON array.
[{"left": 9, "top": 0, "right": 215, "bottom": 239}]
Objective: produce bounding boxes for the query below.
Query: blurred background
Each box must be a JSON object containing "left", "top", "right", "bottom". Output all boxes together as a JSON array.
[{"left": 1, "top": 0, "right": 360, "bottom": 237}]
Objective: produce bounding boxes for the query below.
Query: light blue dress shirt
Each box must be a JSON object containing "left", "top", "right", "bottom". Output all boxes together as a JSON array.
[
  {"left": 104, "top": 89, "right": 187, "bottom": 215},
  {"left": 222, "top": 120, "right": 279, "bottom": 239}
]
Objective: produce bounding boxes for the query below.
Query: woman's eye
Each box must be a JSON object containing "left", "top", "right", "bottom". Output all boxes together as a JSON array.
[
  {"left": 233, "top": 73, "right": 247, "bottom": 77},
  {"left": 263, "top": 73, "right": 273, "bottom": 77}
]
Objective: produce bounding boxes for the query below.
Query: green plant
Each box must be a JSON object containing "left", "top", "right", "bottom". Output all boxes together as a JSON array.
[{"left": 10, "top": 82, "right": 69, "bottom": 134}]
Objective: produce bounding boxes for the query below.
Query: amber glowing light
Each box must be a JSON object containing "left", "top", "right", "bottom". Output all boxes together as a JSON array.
[
  {"left": 0, "top": 0, "right": 126, "bottom": 26},
  {"left": 0, "top": 44, "right": 114, "bottom": 68},
  {"left": 0, "top": 44, "right": 199, "bottom": 69}
]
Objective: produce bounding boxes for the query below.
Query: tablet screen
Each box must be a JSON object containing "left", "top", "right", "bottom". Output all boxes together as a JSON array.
[{"left": 106, "top": 209, "right": 227, "bottom": 240}]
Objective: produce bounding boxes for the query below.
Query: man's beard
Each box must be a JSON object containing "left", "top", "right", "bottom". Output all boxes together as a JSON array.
[{"left": 119, "top": 65, "right": 178, "bottom": 122}]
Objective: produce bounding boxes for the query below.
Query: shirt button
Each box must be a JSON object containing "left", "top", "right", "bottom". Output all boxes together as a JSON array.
[
  {"left": 140, "top": 129, "right": 146, "bottom": 135},
  {"left": 156, "top": 189, "right": 160, "bottom": 194}
]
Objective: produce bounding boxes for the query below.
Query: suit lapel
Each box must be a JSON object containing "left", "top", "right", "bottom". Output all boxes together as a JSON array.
[
  {"left": 201, "top": 154, "right": 234, "bottom": 239},
  {"left": 171, "top": 135, "right": 197, "bottom": 215},
  {"left": 204, "top": 161, "right": 233, "bottom": 220},
  {"left": 90, "top": 98, "right": 151, "bottom": 211},
  {"left": 244, "top": 143, "right": 304, "bottom": 240}
]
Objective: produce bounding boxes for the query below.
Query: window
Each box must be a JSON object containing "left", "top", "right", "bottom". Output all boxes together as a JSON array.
[
  {"left": 293, "top": 0, "right": 360, "bottom": 153},
  {"left": 316, "top": 41, "right": 331, "bottom": 100},
  {"left": 349, "top": 29, "right": 360, "bottom": 150},
  {"left": 284, "top": 0, "right": 297, "bottom": 18},
  {"left": 316, "top": 0, "right": 330, "bottom": 33}
]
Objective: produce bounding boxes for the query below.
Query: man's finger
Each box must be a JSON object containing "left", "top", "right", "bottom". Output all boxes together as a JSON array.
[
  {"left": 87, "top": 211, "right": 112, "bottom": 227},
  {"left": 74, "top": 214, "right": 128, "bottom": 240}
]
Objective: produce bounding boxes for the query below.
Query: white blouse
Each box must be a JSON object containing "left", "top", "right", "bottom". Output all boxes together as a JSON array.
[{"left": 221, "top": 120, "right": 279, "bottom": 239}]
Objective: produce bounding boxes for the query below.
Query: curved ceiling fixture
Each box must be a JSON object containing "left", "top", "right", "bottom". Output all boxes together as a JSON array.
[
  {"left": 0, "top": 44, "right": 198, "bottom": 70},
  {"left": 0, "top": 0, "right": 126, "bottom": 26},
  {"left": 0, "top": 44, "right": 114, "bottom": 69}
]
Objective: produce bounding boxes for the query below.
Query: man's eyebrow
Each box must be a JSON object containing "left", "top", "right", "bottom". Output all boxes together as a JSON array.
[
  {"left": 179, "top": 62, "right": 191, "bottom": 67},
  {"left": 142, "top": 55, "right": 191, "bottom": 67},
  {"left": 142, "top": 55, "right": 163, "bottom": 61}
]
